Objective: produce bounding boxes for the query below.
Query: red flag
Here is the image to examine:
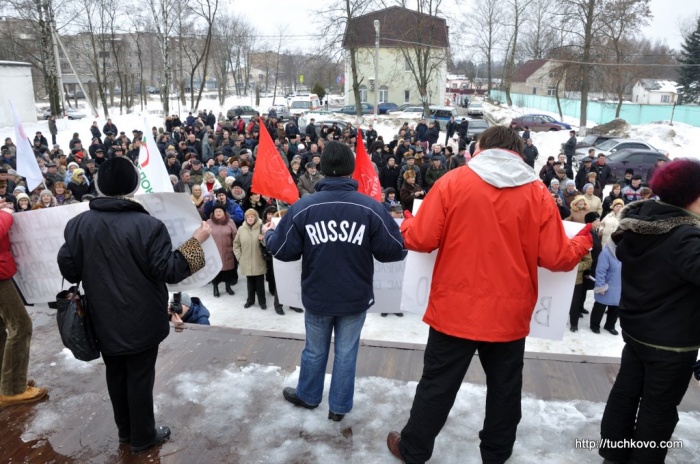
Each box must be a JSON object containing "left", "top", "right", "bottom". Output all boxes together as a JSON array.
[
  {"left": 352, "top": 129, "right": 382, "bottom": 202},
  {"left": 251, "top": 123, "right": 299, "bottom": 205}
]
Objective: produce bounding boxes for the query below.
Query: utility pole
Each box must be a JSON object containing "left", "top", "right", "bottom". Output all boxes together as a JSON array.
[
  {"left": 373, "top": 19, "right": 380, "bottom": 122},
  {"left": 50, "top": 18, "right": 66, "bottom": 115}
]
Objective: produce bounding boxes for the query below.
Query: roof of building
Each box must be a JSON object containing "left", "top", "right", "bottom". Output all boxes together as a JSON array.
[
  {"left": 511, "top": 59, "right": 550, "bottom": 83},
  {"left": 0, "top": 60, "right": 32, "bottom": 67},
  {"left": 342, "top": 6, "right": 449, "bottom": 49},
  {"left": 637, "top": 79, "right": 679, "bottom": 93}
]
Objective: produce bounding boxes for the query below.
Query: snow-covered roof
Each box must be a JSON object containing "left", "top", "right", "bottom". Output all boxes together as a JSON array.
[{"left": 637, "top": 79, "right": 678, "bottom": 94}]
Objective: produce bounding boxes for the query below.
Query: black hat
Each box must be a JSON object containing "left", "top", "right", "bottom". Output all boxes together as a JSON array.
[
  {"left": 113, "top": 145, "right": 124, "bottom": 152},
  {"left": 95, "top": 147, "right": 104, "bottom": 153},
  {"left": 231, "top": 179, "right": 243, "bottom": 188},
  {"left": 632, "top": 174, "right": 642, "bottom": 180},
  {"left": 320, "top": 141, "right": 355, "bottom": 177},
  {"left": 305, "top": 161, "right": 316, "bottom": 169},
  {"left": 624, "top": 168, "right": 634, "bottom": 175},
  {"left": 96, "top": 157, "right": 139, "bottom": 196},
  {"left": 214, "top": 187, "right": 227, "bottom": 196},
  {"left": 211, "top": 202, "right": 227, "bottom": 216},
  {"left": 46, "top": 162, "right": 57, "bottom": 167}
]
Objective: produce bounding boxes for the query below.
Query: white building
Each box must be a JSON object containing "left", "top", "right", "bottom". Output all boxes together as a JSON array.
[
  {"left": 342, "top": 6, "right": 448, "bottom": 107},
  {"left": 0, "top": 61, "right": 36, "bottom": 126},
  {"left": 632, "top": 79, "right": 678, "bottom": 105}
]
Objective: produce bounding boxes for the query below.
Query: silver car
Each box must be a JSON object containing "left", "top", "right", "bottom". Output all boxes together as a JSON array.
[
  {"left": 268, "top": 104, "right": 291, "bottom": 121},
  {"left": 573, "top": 138, "right": 660, "bottom": 169},
  {"left": 467, "top": 103, "right": 484, "bottom": 117}
]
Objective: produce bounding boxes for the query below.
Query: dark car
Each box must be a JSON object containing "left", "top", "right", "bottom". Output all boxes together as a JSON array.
[
  {"left": 226, "top": 105, "right": 259, "bottom": 121},
  {"left": 604, "top": 149, "right": 670, "bottom": 183},
  {"left": 576, "top": 133, "right": 617, "bottom": 149},
  {"left": 338, "top": 103, "right": 374, "bottom": 115},
  {"left": 377, "top": 102, "right": 398, "bottom": 114},
  {"left": 510, "top": 114, "right": 570, "bottom": 132},
  {"left": 466, "top": 118, "right": 489, "bottom": 140}
]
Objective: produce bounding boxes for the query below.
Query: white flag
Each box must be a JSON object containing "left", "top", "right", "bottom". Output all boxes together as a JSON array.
[
  {"left": 136, "top": 118, "right": 173, "bottom": 193},
  {"left": 10, "top": 101, "right": 44, "bottom": 192}
]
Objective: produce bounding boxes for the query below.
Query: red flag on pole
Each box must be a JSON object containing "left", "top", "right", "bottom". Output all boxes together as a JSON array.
[
  {"left": 251, "top": 123, "right": 299, "bottom": 205},
  {"left": 352, "top": 128, "right": 382, "bottom": 202}
]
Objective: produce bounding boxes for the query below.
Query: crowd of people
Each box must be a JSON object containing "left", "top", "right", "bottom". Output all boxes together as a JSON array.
[{"left": 0, "top": 105, "right": 698, "bottom": 464}]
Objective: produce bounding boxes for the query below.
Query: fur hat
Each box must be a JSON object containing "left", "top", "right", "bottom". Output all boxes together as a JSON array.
[
  {"left": 584, "top": 212, "right": 600, "bottom": 224},
  {"left": 612, "top": 198, "right": 625, "bottom": 208},
  {"left": 571, "top": 195, "right": 589, "bottom": 209},
  {"left": 649, "top": 158, "right": 700, "bottom": 208},
  {"left": 96, "top": 157, "right": 139, "bottom": 197},
  {"left": 320, "top": 141, "right": 355, "bottom": 177},
  {"left": 211, "top": 202, "right": 228, "bottom": 216}
]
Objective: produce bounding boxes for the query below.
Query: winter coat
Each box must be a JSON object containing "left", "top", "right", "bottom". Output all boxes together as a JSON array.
[
  {"left": 425, "top": 127, "right": 440, "bottom": 147},
  {"left": 602, "top": 191, "right": 623, "bottom": 217},
  {"left": 566, "top": 196, "right": 589, "bottom": 223},
  {"left": 594, "top": 243, "right": 621, "bottom": 306},
  {"left": 181, "top": 297, "right": 210, "bottom": 325},
  {"left": 400, "top": 181, "right": 424, "bottom": 213},
  {"left": 57, "top": 197, "right": 201, "bottom": 356},
  {"left": 265, "top": 177, "right": 406, "bottom": 316},
  {"left": 575, "top": 252, "right": 593, "bottom": 285},
  {"left": 202, "top": 197, "right": 243, "bottom": 226},
  {"left": 207, "top": 217, "right": 237, "bottom": 271},
  {"left": 424, "top": 165, "right": 447, "bottom": 190},
  {"left": 297, "top": 171, "right": 324, "bottom": 197},
  {"left": 616, "top": 200, "right": 700, "bottom": 349},
  {"left": 599, "top": 211, "right": 620, "bottom": 246},
  {"left": 563, "top": 188, "right": 582, "bottom": 207},
  {"left": 379, "top": 164, "right": 401, "bottom": 190},
  {"left": 522, "top": 145, "right": 539, "bottom": 167},
  {"left": 400, "top": 148, "right": 592, "bottom": 342},
  {"left": 0, "top": 211, "right": 17, "bottom": 280},
  {"left": 233, "top": 217, "right": 266, "bottom": 276},
  {"left": 584, "top": 193, "right": 603, "bottom": 215}
]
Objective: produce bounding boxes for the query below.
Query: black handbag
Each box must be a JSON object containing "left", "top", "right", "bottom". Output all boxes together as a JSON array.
[{"left": 55, "top": 282, "right": 100, "bottom": 361}]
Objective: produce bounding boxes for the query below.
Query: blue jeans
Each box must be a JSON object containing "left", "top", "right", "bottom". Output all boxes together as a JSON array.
[{"left": 295, "top": 311, "right": 367, "bottom": 414}]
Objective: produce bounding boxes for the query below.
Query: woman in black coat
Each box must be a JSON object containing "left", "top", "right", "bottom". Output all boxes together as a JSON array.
[
  {"left": 58, "top": 157, "right": 210, "bottom": 453},
  {"left": 598, "top": 159, "right": 700, "bottom": 464}
]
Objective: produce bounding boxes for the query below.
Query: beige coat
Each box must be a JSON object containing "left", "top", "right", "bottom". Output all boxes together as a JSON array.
[
  {"left": 233, "top": 217, "right": 267, "bottom": 276},
  {"left": 584, "top": 193, "right": 603, "bottom": 216},
  {"left": 599, "top": 211, "right": 620, "bottom": 247}
]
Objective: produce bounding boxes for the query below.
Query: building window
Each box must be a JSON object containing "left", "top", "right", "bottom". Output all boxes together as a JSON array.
[
  {"left": 405, "top": 57, "right": 412, "bottom": 71},
  {"left": 532, "top": 87, "right": 537, "bottom": 95},
  {"left": 359, "top": 85, "right": 367, "bottom": 103},
  {"left": 404, "top": 90, "right": 410, "bottom": 103},
  {"left": 660, "top": 94, "right": 670, "bottom": 103},
  {"left": 379, "top": 86, "right": 388, "bottom": 103},
  {"left": 547, "top": 87, "right": 557, "bottom": 96},
  {"left": 451, "top": 82, "right": 458, "bottom": 88}
]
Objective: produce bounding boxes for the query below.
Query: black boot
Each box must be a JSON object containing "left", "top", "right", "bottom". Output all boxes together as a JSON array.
[
  {"left": 213, "top": 283, "right": 220, "bottom": 298},
  {"left": 225, "top": 283, "right": 235, "bottom": 295}
]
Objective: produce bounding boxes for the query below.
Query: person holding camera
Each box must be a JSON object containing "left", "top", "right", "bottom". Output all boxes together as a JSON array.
[
  {"left": 58, "top": 157, "right": 210, "bottom": 454},
  {"left": 168, "top": 293, "right": 210, "bottom": 325}
]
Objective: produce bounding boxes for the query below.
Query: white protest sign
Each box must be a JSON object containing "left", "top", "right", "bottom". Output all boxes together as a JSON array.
[
  {"left": 273, "top": 219, "right": 406, "bottom": 313},
  {"left": 400, "top": 199, "right": 585, "bottom": 340},
  {"left": 9, "top": 193, "right": 222, "bottom": 303}
]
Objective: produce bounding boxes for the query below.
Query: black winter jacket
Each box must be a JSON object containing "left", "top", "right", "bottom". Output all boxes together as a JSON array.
[
  {"left": 617, "top": 200, "right": 700, "bottom": 349},
  {"left": 264, "top": 177, "right": 406, "bottom": 316},
  {"left": 57, "top": 197, "right": 197, "bottom": 355}
]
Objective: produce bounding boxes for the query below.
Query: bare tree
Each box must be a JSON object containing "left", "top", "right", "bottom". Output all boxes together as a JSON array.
[
  {"left": 191, "top": 0, "right": 219, "bottom": 110},
  {"left": 147, "top": 0, "right": 180, "bottom": 114},
  {"left": 467, "top": 0, "right": 504, "bottom": 94},
  {"left": 502, "top": 0, "right": 534, "bottom": 106},
  {"left": 521, "top": 0, "right": 559, "bottom": 59},
  {"left": 601, "top": 0, "right": 652, "bottom": 117}
]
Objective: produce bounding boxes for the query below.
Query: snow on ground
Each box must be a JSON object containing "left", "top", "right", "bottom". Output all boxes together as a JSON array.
[{"left": 20, "top": 362, "right": 700, "bottom": 463}]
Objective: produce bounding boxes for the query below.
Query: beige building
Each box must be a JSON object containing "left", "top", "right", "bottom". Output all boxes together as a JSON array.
[
  {"left": 342, "top": 6, "right": 448, "bottom": 107},
  {"left": 631, "top": 79, "right": 678, "bottom": 105},
  {"left": 511, "top": 59, "right": 566, "bottom": 97}
]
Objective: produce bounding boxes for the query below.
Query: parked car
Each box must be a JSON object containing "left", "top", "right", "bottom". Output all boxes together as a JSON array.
[
  {"left": 604, "top": 149, "right": 670, "bottom": 183},
  {"left": 299, "top": 117, "right": 354, "bottom": 139},
  {"left": 573, "top": 138, "right": 663, "bottom": 168},
  {"left": 377, "top": 102, "right": 398, "bottom": 114},
  {"left": 147, "top": 86, "right": 160, "bottom": 94},
  {"left": 576, "top": 133, "right": 617, "bottom": 149},
  {"left": 387, "top": 106, "right": 425, "bottom": 117},
  {"left": 387, "top": 103, "right": 421, "bottom": 114},
  {"left": 467, "top": 103, "right": 484, "bottom": 117},
  {"left": 510, "top": 114, "right": 570, "bottom": 131},
  {"left": 267, "top": 104, "right": 291, "bottom": 121},
  {"left": 466, "top": 118, "right": 489, "bottom": 140},
  {"left": 337, "top": 103, "right": 374, "bottom": 115},
  {"left": 65, "top": 108, "right": 86, "bottom": 120},
  {"left": 226, "top": 105, "right": 259, "bottom": 121}
]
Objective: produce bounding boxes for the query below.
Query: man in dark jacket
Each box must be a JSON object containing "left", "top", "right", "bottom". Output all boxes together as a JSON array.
[
  {"left": 599, "top": 158, "right": 700, "bottom": 464},
  {"left": 263, "top": 141, "right": 406, "bottom": 422},
  {"left": 425, "top": 122, "right": 440, "bottom": 148},
  {"left": 305, "top": 118, "right": 318, "bottom": 144},
  {"left": 593, "top": 153, "right": 612, "bottom": 187},
  {"left": 103, "top": 119, "right": 118, "bottom": 137},
  {"left": 57, "top": 157, "right": 210, "bottom": 454},
  {"left": 445, "top": 116, "right": 457, "bottom": 145},
  {"left": 563, "top": 130, "right": 577, "bottom": 170},
  {"left": 522, "top": 138, "right": 539, "bottom": 168},
  {"left": 90, "top": 121, "right": 102, "bottom": 142},
  {"left": 379, "top": 156, "right": 401, "bottom": 190}
]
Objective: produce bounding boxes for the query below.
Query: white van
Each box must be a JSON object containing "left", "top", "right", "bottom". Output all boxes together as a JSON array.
[{"left": 289, "top": 94, "right": 322, "bottom": 116}]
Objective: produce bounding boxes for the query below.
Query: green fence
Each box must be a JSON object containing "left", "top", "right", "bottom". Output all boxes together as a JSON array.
[{"left": 489, "top": 90, "right": 700, "bottom": 127}]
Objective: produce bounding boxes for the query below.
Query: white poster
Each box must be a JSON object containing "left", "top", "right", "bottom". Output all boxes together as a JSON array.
[{"left": 9, "top": 192, "right": 222, "bottom": 303}]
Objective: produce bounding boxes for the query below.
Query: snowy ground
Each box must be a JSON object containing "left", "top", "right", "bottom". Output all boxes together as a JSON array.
[{"left": 21, "top": 356, "right": 700, "bottom": 463}]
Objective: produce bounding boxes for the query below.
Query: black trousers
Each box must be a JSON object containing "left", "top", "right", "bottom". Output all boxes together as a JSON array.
[
  {"left": 569, "top": 283, "right": 585, "bottom": 328},
  {"left": 102, "top": 346, "right": 159, "bottom": 447},
  {"left": 590, "top": 302, "right": 619, "bottom": 331},
  {"left": 246, "top": 275, "right": 266, "bottom": 305},
  {"left": 265, "top": 264, "right": 276, "bottom": 296},
  {"left": 400, "top": 328, "right": 525, "bottom": 464},
  {"left": 600, "top": 336, "right": 696, "bottom": 463}
]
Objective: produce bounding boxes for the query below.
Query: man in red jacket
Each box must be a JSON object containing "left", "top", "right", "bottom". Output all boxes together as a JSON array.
[
  {"left": 387, "top": 126, "right": 593, "bottom": 464},
  {"left": 0, "top": 199, "right": 48, "bottom": 406}
]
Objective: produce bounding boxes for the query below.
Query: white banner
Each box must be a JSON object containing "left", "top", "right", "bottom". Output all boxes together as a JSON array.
[
  {"left": 137, "top": 117, "right": 174, "bottom": 194},
  {"left": 9, "top": 192, "right": 221, "bottom": 303}
]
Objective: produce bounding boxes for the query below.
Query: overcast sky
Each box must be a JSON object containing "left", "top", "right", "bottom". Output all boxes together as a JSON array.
[{"left": 231, "top": 0, "right": 695, "bottom": 54}]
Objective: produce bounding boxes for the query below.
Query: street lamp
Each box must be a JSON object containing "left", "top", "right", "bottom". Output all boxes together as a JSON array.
[{"left": 373, "top": 19, "right": 380, "bottom": 122}]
